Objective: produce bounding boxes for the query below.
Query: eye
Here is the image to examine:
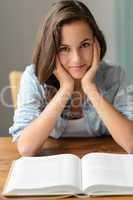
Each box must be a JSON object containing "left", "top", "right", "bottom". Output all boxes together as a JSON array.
[
  {"left": 58, "top": 46, "right": 69, "bottom": 53},
  {"left": 80, "top": 42, "right": 90, "bottom": 48}
]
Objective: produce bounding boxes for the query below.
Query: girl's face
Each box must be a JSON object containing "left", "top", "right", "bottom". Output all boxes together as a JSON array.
[{"left": 58, "top": 20, "right": 94, "bottom": 80}]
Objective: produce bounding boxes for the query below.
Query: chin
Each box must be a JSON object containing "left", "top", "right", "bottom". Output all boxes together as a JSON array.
[
  {"left": 71, "top": 75, "right": 83, "bottom": 80},
  {"left": 71, "top": 72, "right": 86, "bottom": 80},
  {"left": 70, "top": 66, "right": 90, "bottom": 80}
]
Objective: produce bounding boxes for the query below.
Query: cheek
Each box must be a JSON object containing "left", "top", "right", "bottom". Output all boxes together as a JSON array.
[
  {"left": 59, "top": 54, "right": 68, "bottom": 65},
  {"left": 82, "top": 48, "right": 93, "bottom": 64},
  {"left": 58, "top": 54, "right": 70, "bottom": 72}
]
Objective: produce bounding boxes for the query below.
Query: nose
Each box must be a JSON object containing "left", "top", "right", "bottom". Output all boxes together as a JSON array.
[{"left": 71, "top": 49, "right": 81, "bottom": 65}]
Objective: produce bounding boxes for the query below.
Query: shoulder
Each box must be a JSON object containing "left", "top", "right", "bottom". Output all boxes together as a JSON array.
[
  {"left": 18, "top": 64, "right": 48, "bottom": 101},
  {"left": 20, "top": 64, "right": 47, "bottom": 90},
  {"left": 100, "top": 60, "right": 124, "bottom": 78},
  {"left": 22, "top": 64, "right": 38, "bottom": 83},
  {"left": 97, "top": 60, "right": 126, "bottom": 90}
]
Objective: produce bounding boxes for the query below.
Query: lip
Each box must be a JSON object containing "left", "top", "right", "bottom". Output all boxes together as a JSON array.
[
  {"left": 69, "top": 65, "right": 86, "bottom": 74},
  {"left": 70, "top": 64, "right": 85, "bottom": 68}
]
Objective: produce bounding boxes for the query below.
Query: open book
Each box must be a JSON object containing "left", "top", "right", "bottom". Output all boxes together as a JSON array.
[{"left": 2, "top": 152, "right": 133, "bottom": 197}]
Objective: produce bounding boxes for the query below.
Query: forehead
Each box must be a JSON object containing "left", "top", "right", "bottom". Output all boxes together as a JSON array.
[{"left": 60, "top": 20, "right": 93, "bottom": 43}]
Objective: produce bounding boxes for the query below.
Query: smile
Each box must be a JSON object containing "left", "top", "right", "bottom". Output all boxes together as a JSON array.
[
  {"left": 70, "top": 64, "right": 85, "bottom": 72},
  {"left": 70, "top": 64, "right": 85, "bottom": 68}
]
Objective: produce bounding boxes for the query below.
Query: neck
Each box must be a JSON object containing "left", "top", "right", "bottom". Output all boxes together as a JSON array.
[{"left": 74, "top": 80, "right": 82, "bottom": 91}]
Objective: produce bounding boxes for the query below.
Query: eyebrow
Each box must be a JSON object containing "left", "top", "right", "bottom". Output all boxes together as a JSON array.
[{"left": 60, "top": 38, "right": 92, "bottom": 47}]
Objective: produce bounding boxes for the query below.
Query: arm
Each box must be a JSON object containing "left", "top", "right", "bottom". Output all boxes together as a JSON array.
[
  {"left": 85, "top": 84, "right": 133, "bottom": 154},
  {"left": 16, "top": 58, "right": 74, "bottom": 156},
  {"left": 17, "top": 86, "right": 72, "bottom": 156},
  {"left": 81, "top": 38, "right": 133, "bottom": 153}
]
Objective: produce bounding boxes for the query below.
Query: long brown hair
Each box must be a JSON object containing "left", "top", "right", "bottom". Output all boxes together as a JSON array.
[{"left": 32, "top": 0, "right": 107, "bottom": 88}]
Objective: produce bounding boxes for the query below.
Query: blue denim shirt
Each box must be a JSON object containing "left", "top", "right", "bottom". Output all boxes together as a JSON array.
[{"left": 9, "top": 60, "right": 133, "bottom": 142}]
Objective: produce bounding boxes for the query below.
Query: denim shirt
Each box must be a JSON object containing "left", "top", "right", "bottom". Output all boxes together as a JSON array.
[{"left": 9, "top": 60, "right": 133, "bottom": 142}]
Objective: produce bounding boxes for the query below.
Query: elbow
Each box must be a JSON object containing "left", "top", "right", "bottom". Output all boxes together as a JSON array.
[
  {"left": 17, "top": 142, "right": 39, "bottom": 156},
  {"left": 125, "top": 146, "right": 133, "bottom": 154},
  {"left": 17, "top": 145, "right": 36, "bottom": 156},
  {"left": 124, "top": 127, "right": 133, "bottom": 154},
  {"left": 123, "top": 140, "right": 133, "bottom": 154},
  {"left": 118, "top": 122, "right": 133, "bottom": 154}
]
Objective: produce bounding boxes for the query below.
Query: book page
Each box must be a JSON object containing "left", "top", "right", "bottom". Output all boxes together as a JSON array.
[
  {"left": 81, "top": 153, "right": 133, "bottom": 193},
  {"left": 4, "top": 154, "right": 82, "bottom": 195}
]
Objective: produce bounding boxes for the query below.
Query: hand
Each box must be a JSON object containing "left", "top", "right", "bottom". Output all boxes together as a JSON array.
[
  {"left": 81, "top": 37, "right": 101, "bottom": 94},
  {"left": 53, "top": 57, "right": 74, "bottom": 93}
]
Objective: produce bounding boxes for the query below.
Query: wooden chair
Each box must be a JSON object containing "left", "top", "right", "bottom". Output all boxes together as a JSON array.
[{"left": 9, "top": 71, "right": 22, "bottom": 109}]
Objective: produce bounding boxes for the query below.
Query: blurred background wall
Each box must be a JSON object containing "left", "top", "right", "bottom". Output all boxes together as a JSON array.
[{"left": 0, "top": 0, "right": 132, "bottom": 136}]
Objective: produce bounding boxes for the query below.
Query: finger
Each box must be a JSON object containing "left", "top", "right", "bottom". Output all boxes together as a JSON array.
[
  {"left": 53, "top": 57, "right": 65, "bottom": 77},
  {"left": 95, "top": 37, "right": 101, "bottom": 61},
  {"left": 55, "top": 56, "right": 60, "bottom": 67},
  {"left": 92, "top": 38, "right": 99, "bottom": 67},
  {"left": 53, "top": 68, "right": 57, "bottom": 75}
]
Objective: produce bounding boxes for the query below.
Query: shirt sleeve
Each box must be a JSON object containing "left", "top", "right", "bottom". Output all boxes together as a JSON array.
[
  {"left": 113, "top": 66, "right": 133, "bottom": 120},
  {"left": 9, "top": 65, "right": 66, "bottom": 142}
]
